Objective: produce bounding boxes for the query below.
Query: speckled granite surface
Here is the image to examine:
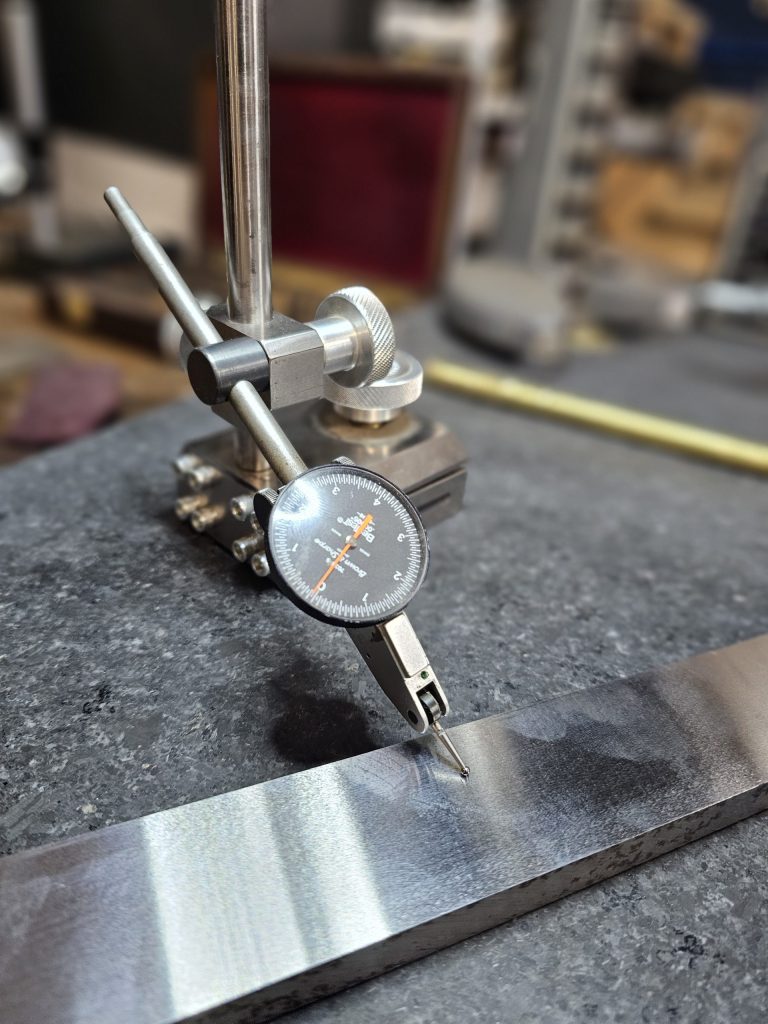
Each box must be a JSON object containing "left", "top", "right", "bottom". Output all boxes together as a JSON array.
[{"left": 1, "top": 324, "right": 768, "bottom": 1022}]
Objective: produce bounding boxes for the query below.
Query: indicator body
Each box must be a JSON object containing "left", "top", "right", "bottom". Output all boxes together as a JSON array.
[{"left": 258, "top": 464, "right": 429, "bottom": 627}]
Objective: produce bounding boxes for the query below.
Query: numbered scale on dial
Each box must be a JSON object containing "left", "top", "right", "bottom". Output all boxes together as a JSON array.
[{"left": 257, "top": 464, "right": 430, "bottom": 627}]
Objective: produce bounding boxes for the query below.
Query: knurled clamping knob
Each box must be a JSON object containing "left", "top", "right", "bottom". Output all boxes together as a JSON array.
[
  {"left": 313, "top": 286, "right": 396, "bottom": 389},
  {"left": 325, "top": 350, "right": 423, "bottom": 425}
]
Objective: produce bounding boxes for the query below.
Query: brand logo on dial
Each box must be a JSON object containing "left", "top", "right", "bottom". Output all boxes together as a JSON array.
[{"left": 267, "top": 466, "right": 429, "bottom": 627}]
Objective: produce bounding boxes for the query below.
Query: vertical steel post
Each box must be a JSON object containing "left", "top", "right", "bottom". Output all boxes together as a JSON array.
[{"left": 215, "top": 0, "right": 273, "bottom": 334}]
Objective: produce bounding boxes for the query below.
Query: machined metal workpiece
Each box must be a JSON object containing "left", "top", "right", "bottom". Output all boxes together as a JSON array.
[{"left": 2, "top": 634, "right": 767, "bottom": 1024}]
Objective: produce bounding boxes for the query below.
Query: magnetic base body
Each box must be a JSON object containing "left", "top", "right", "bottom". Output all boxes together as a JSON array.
[
  {"left": 2, "top": 634, "right": 767, "bottom": 1024},
  {"left": 175, "top": 402, "right": 468, "bottom": 563}
]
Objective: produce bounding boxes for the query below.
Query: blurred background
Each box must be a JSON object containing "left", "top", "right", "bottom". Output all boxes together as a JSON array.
[{"left": 2, "top": 0, "right": 768, "bottom": 463}]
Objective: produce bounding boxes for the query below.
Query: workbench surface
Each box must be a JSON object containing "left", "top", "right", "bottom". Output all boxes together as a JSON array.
[{"left": 2, "top": 311, "right": 767, "bottom": 1023}]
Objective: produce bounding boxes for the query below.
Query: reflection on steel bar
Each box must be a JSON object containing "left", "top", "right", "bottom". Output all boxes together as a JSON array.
[{"left": 2, "top": 636, "right": 768, "bottom": 1024}]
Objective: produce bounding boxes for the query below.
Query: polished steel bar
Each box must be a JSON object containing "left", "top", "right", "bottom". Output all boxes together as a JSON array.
[
  {"left": 104, "top": 187, "right": 223, "bottom": 352},
  {"left": 228, "top": 380, "right": 307, "bottom": 483},
  {"left": 216, "top": 0, "right": 273, "bottom": 332},
  {"left": 2, "top": 635, "right": 768, "bottom": 1024}
]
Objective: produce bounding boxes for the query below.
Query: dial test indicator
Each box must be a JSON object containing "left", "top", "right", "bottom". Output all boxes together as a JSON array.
[{"left": 265, "top": 465, "right": 429, "bottom": 628}]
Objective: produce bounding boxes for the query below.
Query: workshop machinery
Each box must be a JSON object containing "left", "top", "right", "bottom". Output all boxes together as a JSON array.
[
  {"left": 0, "top": 0, "right": 55, "bottom": 242},
  {"left": 0, "top": 0, "right": 130, "bottom": 267},
  {"left": 445, "top": 0, "right": 638, "bottom": 358}
]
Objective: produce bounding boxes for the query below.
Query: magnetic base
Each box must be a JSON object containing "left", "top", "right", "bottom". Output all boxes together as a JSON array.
[
  {"left": 2, "top": 635, "right": 767, "bottom": 1024},
  {"left": 173, "top": 405, "right": 468, "bottom": 565}
]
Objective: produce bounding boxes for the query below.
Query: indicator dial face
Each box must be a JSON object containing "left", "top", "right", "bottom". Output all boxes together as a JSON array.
[{"left": 265, "top": 465, "right": 429, "bottom": 627}]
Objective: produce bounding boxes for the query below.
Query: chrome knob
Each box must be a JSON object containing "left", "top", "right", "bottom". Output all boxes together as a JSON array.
[
  {"left": 312, "top": 286, "right": 396, "bottom": 389},
  {"left": 325, "top": 350, "right": 424, "bottom": 425}
]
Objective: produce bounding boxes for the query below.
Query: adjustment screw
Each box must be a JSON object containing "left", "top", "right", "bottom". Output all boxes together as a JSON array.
[
  {"left": 230, "top": 493, "right": 256, "bottom": 522},
  {"left": 190, "top": 505, "right": 226, "bottom": 532},
  {"left": 185, "top": 465, "right": 223, "bottom": 493},
  {"left": 175, "top": 494, "right": 209, "bottom": 521},
  {"left": 232, "top": 531, "right": 265, "bottom": 563},
  {"left": 251, "top": 552, "right": 271, "bottom": 578},
  {"left": 325, "top": 350, "right": 423, "bottom": 424},
  {"left": 173, "top": 454, "right": 203, "bottom": 476}
]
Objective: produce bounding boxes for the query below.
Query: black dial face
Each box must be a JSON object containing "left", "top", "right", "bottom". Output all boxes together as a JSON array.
[{"left": 265, "top": 465, "right": 429, "bottom": 626}]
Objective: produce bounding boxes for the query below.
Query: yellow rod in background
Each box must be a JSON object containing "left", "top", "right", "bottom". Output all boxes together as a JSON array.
[{"left": 425, "top": 359, "right": 768, "bottom": 476}]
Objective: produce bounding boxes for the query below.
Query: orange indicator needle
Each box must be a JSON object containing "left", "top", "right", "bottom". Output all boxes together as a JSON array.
[{"left": 312, "top": 514, "right": 374, "bottom": 594}]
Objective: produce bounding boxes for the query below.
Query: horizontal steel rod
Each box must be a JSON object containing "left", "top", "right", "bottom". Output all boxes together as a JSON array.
[{"left": 2, "top": 636, "right": 768, "bottom": 1024}]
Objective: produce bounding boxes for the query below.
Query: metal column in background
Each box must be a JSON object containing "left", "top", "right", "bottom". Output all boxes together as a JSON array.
[
  {"left": 443, "top": 0, "right": 637, "bottom": 359},
  {"left": 0, "top": 0, "right": 46, "bottom": 132},
  {"left": 2, "top": 634, "right": 768, "bottom": 1024},
  {"left": 499, "top": 0, "right": 635, "bottom": 266},
  {"left": 0, "top": 0, "right": 60, "bottom": 249},
  {"left": 442, "top": 0, "right": 508, "bottom": 270},
  {"left": 216, "top": 0, "right": 273, "bottom": 333}
]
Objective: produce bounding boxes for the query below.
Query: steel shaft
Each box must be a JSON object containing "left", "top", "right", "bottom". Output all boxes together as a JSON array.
[
  {"left": 229, "top": 381, "right": 307, "bottom": 484},
  {"left": 216, "top": 0, "right": 273, "bottom": 333},
  {"left": 104, "top": 187, "right": 223, "bottom": 352},
  {"left": 105, "top": 187, "right": 304, "bottom": 484}
]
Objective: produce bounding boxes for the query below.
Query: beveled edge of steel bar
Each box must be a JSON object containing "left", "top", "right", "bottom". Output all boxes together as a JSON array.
[{"left": 2, "top": 635, "right": 768, "bottom": 1024}]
